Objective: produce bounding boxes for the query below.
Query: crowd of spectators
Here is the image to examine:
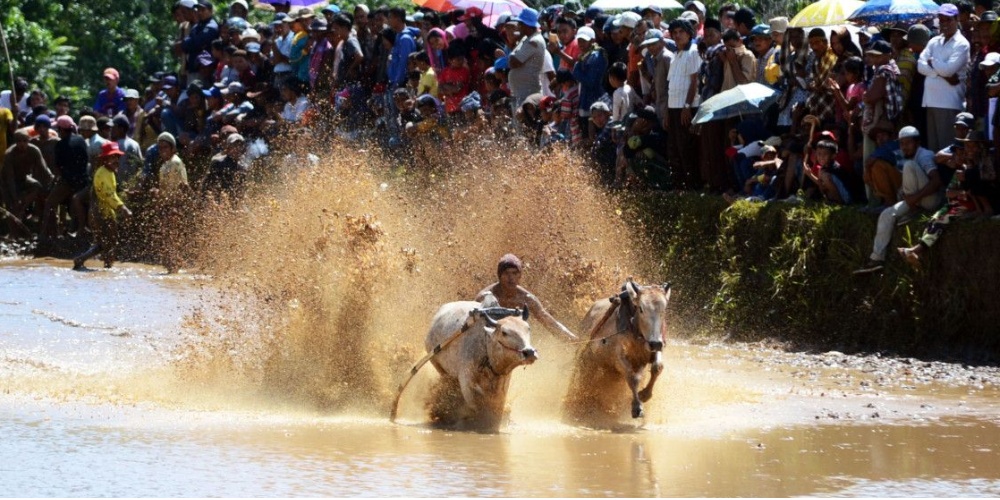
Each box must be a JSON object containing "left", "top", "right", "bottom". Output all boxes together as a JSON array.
[{"left": 0, "top": 0, "right": 998, "bottom": 273}]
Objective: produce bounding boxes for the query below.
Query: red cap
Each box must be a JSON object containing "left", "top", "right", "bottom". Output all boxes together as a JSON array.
[
  {"left": 99, "top": 141, "right": 125, "bottom": 158},
  {"left": 539, "top": 96, "right": 557, "bottom": 112},
  {"left": 103, "top": 67, "right": 120, "bottom": 81},
  {"left": 459, "top": 7, "right": 484, "bottom": 21}
]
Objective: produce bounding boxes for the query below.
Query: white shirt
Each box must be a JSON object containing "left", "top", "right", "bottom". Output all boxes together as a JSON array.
[
  {"left": 540, "top": 50, "right": 556, "bottom": 98},
  {"left": 0, "top": 90, "right": 28, "bottom": 112},
  {"left": 612, "top": 83, "right": 639, "bottom": 122},
  {"left": 917, "top": 31, "right": 970, "bottom": 111},
  {"left": 280, "top": 96, "right": 310, "bottom": 122},
  {"left": 274, "top": 32, "right": 294, "bottom": 73},
  {"left": 667, "top": 45, "right": 702, "bottom": 109}
]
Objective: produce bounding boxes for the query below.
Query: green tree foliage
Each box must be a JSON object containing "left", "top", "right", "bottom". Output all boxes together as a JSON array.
[{"left": 2, "top": 0, "right": 176, "bottom": 105}]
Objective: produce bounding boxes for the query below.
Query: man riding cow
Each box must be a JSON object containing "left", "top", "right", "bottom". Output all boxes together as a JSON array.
[{"left": 475, "top": 254, "right": 578, "bottom": 341}]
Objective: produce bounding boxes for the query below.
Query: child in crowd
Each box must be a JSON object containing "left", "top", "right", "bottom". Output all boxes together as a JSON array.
[
  {"left": 608, "top": 62, "right": 638, "bottom": 124},
  {"left": 413, "top": 52, "right": 439, "bottom": 98},
  {"left": 437, "top": 49, "right": 471, "bottom": 119},
  {"left": 554, "top": 69, "right": 580, "bottom": 146},
  {"left": 804, "top": 140, "right": 858, "bottom": 204},
  {"left": 72, "top": 142, "right": 132, "bottom": 270}
]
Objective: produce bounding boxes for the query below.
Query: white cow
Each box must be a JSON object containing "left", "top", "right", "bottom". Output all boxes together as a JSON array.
[{"left": 424, "top": 298, "right": 537, "bottom": 432}]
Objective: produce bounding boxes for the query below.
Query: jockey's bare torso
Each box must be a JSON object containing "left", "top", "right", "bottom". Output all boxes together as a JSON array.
[{"left": 475, "top": 255, "right": 577, "bottom": 341}]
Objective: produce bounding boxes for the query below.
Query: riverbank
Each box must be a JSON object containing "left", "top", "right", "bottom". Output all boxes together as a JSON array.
[{"left": 627, "top": 192, "right": 1000, "bottom": 362}]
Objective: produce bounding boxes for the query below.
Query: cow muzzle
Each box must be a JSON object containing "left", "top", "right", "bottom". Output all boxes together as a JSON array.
[
  {"left": 648, "top": 341, "right": 663, "bottom": 352},
  {"left": 521, "top": 348, "right": 538, "bottom": 362}
]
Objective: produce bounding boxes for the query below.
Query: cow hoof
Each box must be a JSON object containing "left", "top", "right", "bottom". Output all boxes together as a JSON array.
[
  {"left": 632, "top": 402, "right": 644, "bottom": 419},
  {"left": 638, "top": 388, "right": 653, "bottom": 403}
]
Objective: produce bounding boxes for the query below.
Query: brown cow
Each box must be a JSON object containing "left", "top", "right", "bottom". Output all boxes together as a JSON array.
[{"left": 564, "top": 279, "right": 671, "bottom": 428}]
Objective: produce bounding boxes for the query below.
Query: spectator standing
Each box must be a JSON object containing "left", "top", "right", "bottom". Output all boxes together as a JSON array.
[
  {"left": 180, "top": 1, "right": 220, "bottom": 86},
  {"left": 386, "top": 7, "right": 417, "bottom": 145},
  {"left": 508, "top": 8, "right": 546, "bottom": 109},
  {"left": 720, "top": 29, "right": 755, "bottom": 90},
  {"left": 904, "top": 24, "right": 931, "bottom": 136},
  {"left": 1, "top": 131, "right": 49, "bottom": 224},
  {"left": 111, "top": 115, "right": 144, "bottom": 186},
  {"left": 272, "top": 14, "right": 294, "bottom": 87},
  {"left": 550, "top": 17, "right": 581, "bottom": 71},
  {"left": 804, "top": 28, "right": 837, "bottom": 125},
  {"left": 94, "top": 68, "right": 126, "bottom": 117},
  {"left": 42, "top": 117, "right": 89, "bottom": 240},
  {"left": 289, "top": 8, "right": 316, "bottom": 84},
  {"left": 666, "top": 19, "right": 703, "bottom": 189},
  {"left": 572, "top": 27, "right": 607, "bottom": 141},
  {"left": 698, "top": 19, "right": 730, "bottom": 192},
  {"left": 917, "top": 4, "right": 970, "bottom": 152}
]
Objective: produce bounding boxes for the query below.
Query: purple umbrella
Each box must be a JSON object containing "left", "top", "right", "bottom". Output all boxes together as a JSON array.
[{"left": 254, "top": 0, "right": 330, "bottom": 9}]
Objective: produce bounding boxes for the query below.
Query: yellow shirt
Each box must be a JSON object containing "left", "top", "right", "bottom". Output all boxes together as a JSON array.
[
  {"left": 0, "top": 108, "right": 12, "bottom": 162},
  {"left": 93, "top": 166, "right": 124, "bottom": 219},
  {"left": 418, "top": 68, "right": 439, "bottom": 98},
  {"left": 158, "top": 154, "right": 188, "bottom": 193}
]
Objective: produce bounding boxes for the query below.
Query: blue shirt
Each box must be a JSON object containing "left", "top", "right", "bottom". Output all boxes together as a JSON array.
[
  {"left": 94, "top": 88, "right": 126, "bottom": 117},
  {"left": 573, "top": 48, "right": 608, "bottom": 116},
  {"left": 388, "top": 30, "right": 417, "bottom": 86}
]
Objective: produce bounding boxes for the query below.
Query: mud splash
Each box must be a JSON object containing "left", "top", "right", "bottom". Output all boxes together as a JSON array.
[{"left": 178, "top": 141, "right": 653, "bottom": 419}]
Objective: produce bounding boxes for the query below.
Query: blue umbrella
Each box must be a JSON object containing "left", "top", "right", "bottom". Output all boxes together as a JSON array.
[
  {"left": 848, "top": 0, "right": 940, "bottom": 25},
  {"left": 692, "top": 83, "right": 779, "bottom": 125},
  {"left": 255, "top": 0, "right": 330, "bottom": 9}
]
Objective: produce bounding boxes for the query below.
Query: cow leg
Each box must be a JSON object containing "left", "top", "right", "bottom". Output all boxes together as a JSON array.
[
  {"left": 638, "top": 352, "right": 663, "bottom": 403},
  {"left": 628, "top": 370, "right": 644, "bottom": 418},
  {"left": 458, "top": 369, "right": 479, "bottom": 417},
  {"left": 616, "top": 351, "right": 643, "bottom": 418}
]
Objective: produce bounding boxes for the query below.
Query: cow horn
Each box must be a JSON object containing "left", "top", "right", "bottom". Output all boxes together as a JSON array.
[
  {"left": 662, "top": 282, "right": 672, "bottom": 292},
  {"left": 483, "top": 314, "right": 498, "bottom": 328},
  {"left": 521, "top": 306, "right": 529, "bottom": 321}
]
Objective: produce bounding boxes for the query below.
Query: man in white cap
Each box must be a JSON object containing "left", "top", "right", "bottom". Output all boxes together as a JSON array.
[
  {"left": 684, "top": 1, "right": 707, "bottom": 36},
  {"left": 917, "top": 4, "right": 970, "bottom": 152},
  {"left": 855, "top": 126, "right": 943, "bottom": 274}
]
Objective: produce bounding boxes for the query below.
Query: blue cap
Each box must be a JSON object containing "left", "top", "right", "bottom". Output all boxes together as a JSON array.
[
  {"left": 750, "top": 24, "right": 771, "bottom": 37},
  {"left": 34, "top": 114, "right": 51, "bottom": 127},
  {"left": 516, "top": 7, "right": 540, "bottom": 28},
  {"left": 493, "top": 56, "right": 509, "bottom": 71},
  {"left": 202, "top": 86, "right": 223, "bottom": 99},
  {"left": 321, "top": 5, "right": 340, "bottom": 14},
  {"left": 585, "top": 6, "right": 603, "bottom": 19},
  {"left": 245, "top": 42, "right": 261, "bottom": 53}
]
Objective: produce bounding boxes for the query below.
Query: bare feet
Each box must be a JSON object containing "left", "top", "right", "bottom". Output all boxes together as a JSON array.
[{"left": 897, "top": 247, "right": 921, "bottom": 270}]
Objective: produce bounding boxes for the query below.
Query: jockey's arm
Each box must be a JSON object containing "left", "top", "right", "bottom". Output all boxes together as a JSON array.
[{"left": 526, "top": 294, "right": 578, "bottom": 341}]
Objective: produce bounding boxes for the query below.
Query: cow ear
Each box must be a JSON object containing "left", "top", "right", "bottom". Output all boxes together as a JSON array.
[{"left": 626, "top": 278, "right": 640, "bottom": 301}]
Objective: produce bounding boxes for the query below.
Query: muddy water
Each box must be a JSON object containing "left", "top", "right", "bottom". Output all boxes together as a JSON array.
[{"left": 3, "top": 260, "right": 1000, "bottom": 497}]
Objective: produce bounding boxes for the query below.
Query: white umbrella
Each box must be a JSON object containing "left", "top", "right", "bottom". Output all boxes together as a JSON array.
[{"left": 589, "top": 0, "right": 684, "bottom": 11}]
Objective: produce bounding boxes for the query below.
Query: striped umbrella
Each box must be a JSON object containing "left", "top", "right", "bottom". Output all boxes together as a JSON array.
[
  {"left": 848, "top": 0, "right": 939, "bottom": 25},
  {"left": 412, "top": 0, "right": 529, "bottom": 21},
  {"left": 789, "top": 0, "right": 866, "bottom": 28}
]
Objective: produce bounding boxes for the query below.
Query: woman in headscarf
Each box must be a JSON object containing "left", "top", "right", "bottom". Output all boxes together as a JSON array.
[{"left": 426, "top": 28, "right": 450, "bottom": 72}]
